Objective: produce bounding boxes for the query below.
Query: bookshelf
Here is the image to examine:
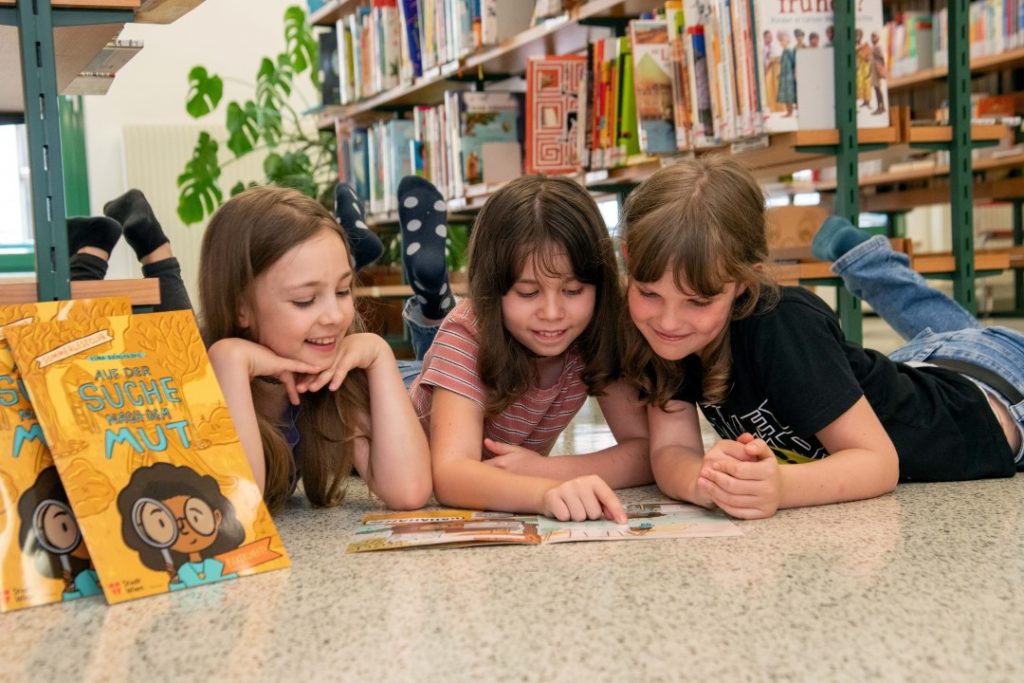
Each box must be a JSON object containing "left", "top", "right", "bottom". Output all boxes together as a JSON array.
[
  {"left": 317, "top": 0, "right": 1024, "bottom": 336},
  {"left": 0, "top": 0, "right": 202, "bottom": 305}
]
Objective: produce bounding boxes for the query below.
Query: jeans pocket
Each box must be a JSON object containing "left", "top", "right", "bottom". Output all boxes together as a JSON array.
[{"left": 889, "top": 339, "right": 942, "bottom": 364}]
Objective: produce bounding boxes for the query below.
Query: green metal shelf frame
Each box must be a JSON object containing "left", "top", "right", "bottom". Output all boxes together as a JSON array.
[
  {"left": 946, "top": 0, "right": 975, "bottom": 315},
  {"left": 812, "top": 2, "right": 982, "bottom": 340},
  {"left": 1, "top": 0, "right": 133, "bottom": 301}
]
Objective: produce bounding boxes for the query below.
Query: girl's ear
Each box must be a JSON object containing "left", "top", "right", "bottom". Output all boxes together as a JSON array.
[
  {"left": 738, "top": 262, "right": 767, "bottom": 296},
  {"left": 619, "top": 242, "right": 629, "bottom": 265},
  {"left": 237, "top": 301, "right": 252, "bottom": 330}
]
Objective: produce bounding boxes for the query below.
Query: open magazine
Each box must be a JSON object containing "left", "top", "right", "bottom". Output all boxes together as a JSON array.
[{"left": 347, "top": 502, "right": 741, "bottom": 553}]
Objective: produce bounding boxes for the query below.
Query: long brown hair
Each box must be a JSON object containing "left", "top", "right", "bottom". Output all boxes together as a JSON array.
[
  {"left": 620, "top": 156, "right": 779, "bottom": 407},
  {"left": 468, "top": 175, "right": 622, "bottom": 415},
  {"left": 198, "top": 185, "right": 370, "bottom": 514}
]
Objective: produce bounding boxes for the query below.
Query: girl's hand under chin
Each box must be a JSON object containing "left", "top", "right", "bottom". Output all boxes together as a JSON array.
[
  {"left": 298, "top": 332, "right": 391, "bottom": 393},
  {"left": 209, "top": 338, "right": 323, "bottom": 406}
]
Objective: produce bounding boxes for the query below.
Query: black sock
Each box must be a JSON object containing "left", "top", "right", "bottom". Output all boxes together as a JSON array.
[
  {"left": 67, "top": 216, "right": 122, "bottom": 255},
  {"left": 397, "top": 176, "right": 452, "bottom": 320},
  {"left": 334, "top": 183, "right": 383, "bottom": 270},
  {"left": 103, "top": 189, "right": 168, "bottom": 261}
]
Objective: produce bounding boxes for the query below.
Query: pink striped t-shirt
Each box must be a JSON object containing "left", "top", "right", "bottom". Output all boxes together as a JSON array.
[{"left": 409, "top": 301, "right": 590, "bottom": 457}]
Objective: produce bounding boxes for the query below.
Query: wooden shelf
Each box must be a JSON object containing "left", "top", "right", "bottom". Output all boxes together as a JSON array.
[
  {"left": 309, "top": 0, "right": 361, "bottom": 26},
  {"left": 814, "top": 151, "right": 1024, "bottom": 192},
  {"left": 0, "top": 277, "right": 160, "bottom": 306},
  {"left": 889, "top": 46, "right": 1024, "bottom": 93},
  {"left": 773, "top": 244, "right": 1024, "bottom": 286},
  {"left": 0, "top": 1, "right": 138, "bottom": 6},
  {"left": 906, "top": 123, "right": 1008, "bottom": 145},
  {"left": 0, "top": 0, "right": 203, "bottom": 113},
  {"left": 317, "top": 0, "right": 663, "bottom": 126},
  {"left": 355, "top": 282, "right": 468, "bottom": 299},
  {"left": 0, "top": 19, "right": 126, "bottom": 114},
  {"left": 860, "top": 177, "right": 1024, "bottom": 213}
]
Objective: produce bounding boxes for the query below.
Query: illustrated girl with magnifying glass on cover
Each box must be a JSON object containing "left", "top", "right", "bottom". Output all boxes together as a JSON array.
[
  {"left": 17, "top": 466, "right": 102, "bottom": 600},
  {"left": 117, "top": 463, "right": 244, "bottom": 590}
]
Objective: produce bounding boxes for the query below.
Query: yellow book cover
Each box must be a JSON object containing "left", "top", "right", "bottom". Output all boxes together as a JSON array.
[
  {"left": 0, "top": 298, "right": 131, "bottom": 612},
  {"left": 4, "top": 310, "right": 290, "bottom": 605}
]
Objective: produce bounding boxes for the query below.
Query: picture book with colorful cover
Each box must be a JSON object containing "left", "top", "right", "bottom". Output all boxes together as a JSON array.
[
  {"left": 629, "top": 18, "right": 677, "bottom": 154},
  {"left": 0, "top": 297, "right": 131, "bottom": 612},
  {"left": 449, "top": 90, "right": 523, "bottom": 196},
  {"left": 525, "top": 55, "right": 588, "bottom": 175},
  {"left": 755, "top": 0, "right": 887, "bottom": 132},
  {"left": 4, "top": 310, "right": 290, "bottom": 605},
  {"left": 346, "top": 502, "right": 741, "bottom": 552}
]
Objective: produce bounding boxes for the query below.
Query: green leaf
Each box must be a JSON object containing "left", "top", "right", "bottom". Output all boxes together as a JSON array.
[
  {"left": 284, "top": 5, "right": 318, "bottom": 87},
  {"left": 226, "top": 100, "right": 260, "bottom": 157},
  {"left": 255, "top": 55, "right": 294, "bottom": 146},
  {"left": 230, "top": 181, "right": 247, "bottom": 197},
  {"left": 176, "top": 132, "right": 223, "bottom": 224},
  {"left": 185, "top": 66, "right": 223, "bottom": 118},
  {"left": 264, "top": 150, "right": 317, "bottom": 198}
]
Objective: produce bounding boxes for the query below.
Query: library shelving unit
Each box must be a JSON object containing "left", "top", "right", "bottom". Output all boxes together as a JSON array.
[
  {"left": 315, "top": 1, "right": 1024, "bottom": 338},
  {"left": 883, "top": 7, "right": 1024, "bottom": 317},
  {"left": 0, "top": 0, "right": 200, "bottom": 306}
]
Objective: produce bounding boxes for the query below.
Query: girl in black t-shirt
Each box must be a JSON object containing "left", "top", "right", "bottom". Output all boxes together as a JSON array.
[{"left": 620, "top": 156, "right": 1024, "bottom": 519}]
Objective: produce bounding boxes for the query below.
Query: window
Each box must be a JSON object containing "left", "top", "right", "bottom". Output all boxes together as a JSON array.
[{"left": 0, "top": 123, "right": 33, "bottom": 246}]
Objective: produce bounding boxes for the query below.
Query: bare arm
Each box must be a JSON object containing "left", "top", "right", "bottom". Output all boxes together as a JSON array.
[
  {"left": 647, "top": 399, "right": 716, "bottom": 508},
  {"left": 308, "top": 333, "right": 432, "bottom": 510},
  {"left": 700, "top": 396, "right": 899, "bottom": 518},
  {"left": 486, "top": 380, "right": 651, "bottom": 487},
  {"left": 430, "top": 387, "right": 625, "bottom": 522},
  {"left": 207, "top": 337, "right": 321, "bottom": 493},
  {"left": 781, "top": 395, "right": 899, "bottom": 507}
]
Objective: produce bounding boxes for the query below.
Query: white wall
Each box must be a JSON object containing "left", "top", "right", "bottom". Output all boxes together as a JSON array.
[{"left": 84, "top": 0, "right": 318, "bottom": 283}]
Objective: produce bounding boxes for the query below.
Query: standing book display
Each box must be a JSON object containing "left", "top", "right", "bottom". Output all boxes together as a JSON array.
[
  {"left": 5, "top": 310, "right": 289, "bottom": 605},
  {"left": 755, "top": 0, "right": 888, "bottom": 132},
  {"left": 0, "top": 298, "right": 131, "bottom": 612}
]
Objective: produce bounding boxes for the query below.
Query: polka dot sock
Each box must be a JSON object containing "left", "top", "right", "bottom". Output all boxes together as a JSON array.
[
  {"left": 398, "top": 175, "right": 452, "bottom": 320},
  {"left": 334, "top": 182, "right": 383, "bottom": 270},
  {"left": 67, "top": 216, "right": 122, "bottom": 255},
  {"left": 102, "top": 189, "right": 168, "bottom": 261}
]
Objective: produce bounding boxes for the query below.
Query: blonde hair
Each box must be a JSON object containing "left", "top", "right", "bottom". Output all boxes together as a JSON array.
[
  {"left": 467, "top": 175, "right": 623, "bottom": 415},
  {"left": 620, "top": 156, "right": 779, "bottom": 407},
  {"left": 199, "top": 186, "right": 370, "bottom": 514}
]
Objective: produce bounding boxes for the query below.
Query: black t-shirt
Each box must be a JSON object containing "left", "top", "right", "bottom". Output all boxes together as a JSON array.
[{"left": 671, "top": 286, "right": 1015, "bottom": 481}]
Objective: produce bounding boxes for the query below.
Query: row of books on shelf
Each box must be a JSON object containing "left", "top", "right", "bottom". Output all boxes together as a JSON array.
[
  {"left": 320, "top": 0, "right": 895, "bottom": 144},
  {"left": 336, "top": 58, "right": 586, "bottom": 211},
  {"left": 901, "top": 0, "right": 1024, "bottom": 75},
  {"left": 318, "top": 0, "right": 554, "bottom": 105},
  {"left": 328, "top": 0, "right": 1024, "bottom": 211}
]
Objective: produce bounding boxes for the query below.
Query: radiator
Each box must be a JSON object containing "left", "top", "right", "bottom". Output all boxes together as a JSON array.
[{"left": 121, "top": 124, "right": 267, "bottom": 304}]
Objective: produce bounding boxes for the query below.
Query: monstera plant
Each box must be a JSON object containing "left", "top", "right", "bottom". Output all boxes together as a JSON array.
[{"left": 176, "top": 5, "right": 336, "bottom": 224}]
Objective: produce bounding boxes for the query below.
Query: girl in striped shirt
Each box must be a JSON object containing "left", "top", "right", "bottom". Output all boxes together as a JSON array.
[{"left": 394, "top": 175, "right": 651, "bottom": 524}]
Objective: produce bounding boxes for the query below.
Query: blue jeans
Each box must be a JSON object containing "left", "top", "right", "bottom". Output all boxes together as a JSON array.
[
  {"left": 832, "top": 236, "right": 1024, "bottom": 457},
  {"left": 396, "top": 298, "right": 440, "bottom": 388}
]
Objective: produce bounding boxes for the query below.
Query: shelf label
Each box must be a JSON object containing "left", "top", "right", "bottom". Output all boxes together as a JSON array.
[{"left": 730, "top": 135, "right": 769, "bottom": 154}]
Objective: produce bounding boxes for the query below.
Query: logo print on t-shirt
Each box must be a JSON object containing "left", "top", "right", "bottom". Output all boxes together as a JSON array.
[{"left": 700, "top": 400, "right": 827, "bottom": 462}]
